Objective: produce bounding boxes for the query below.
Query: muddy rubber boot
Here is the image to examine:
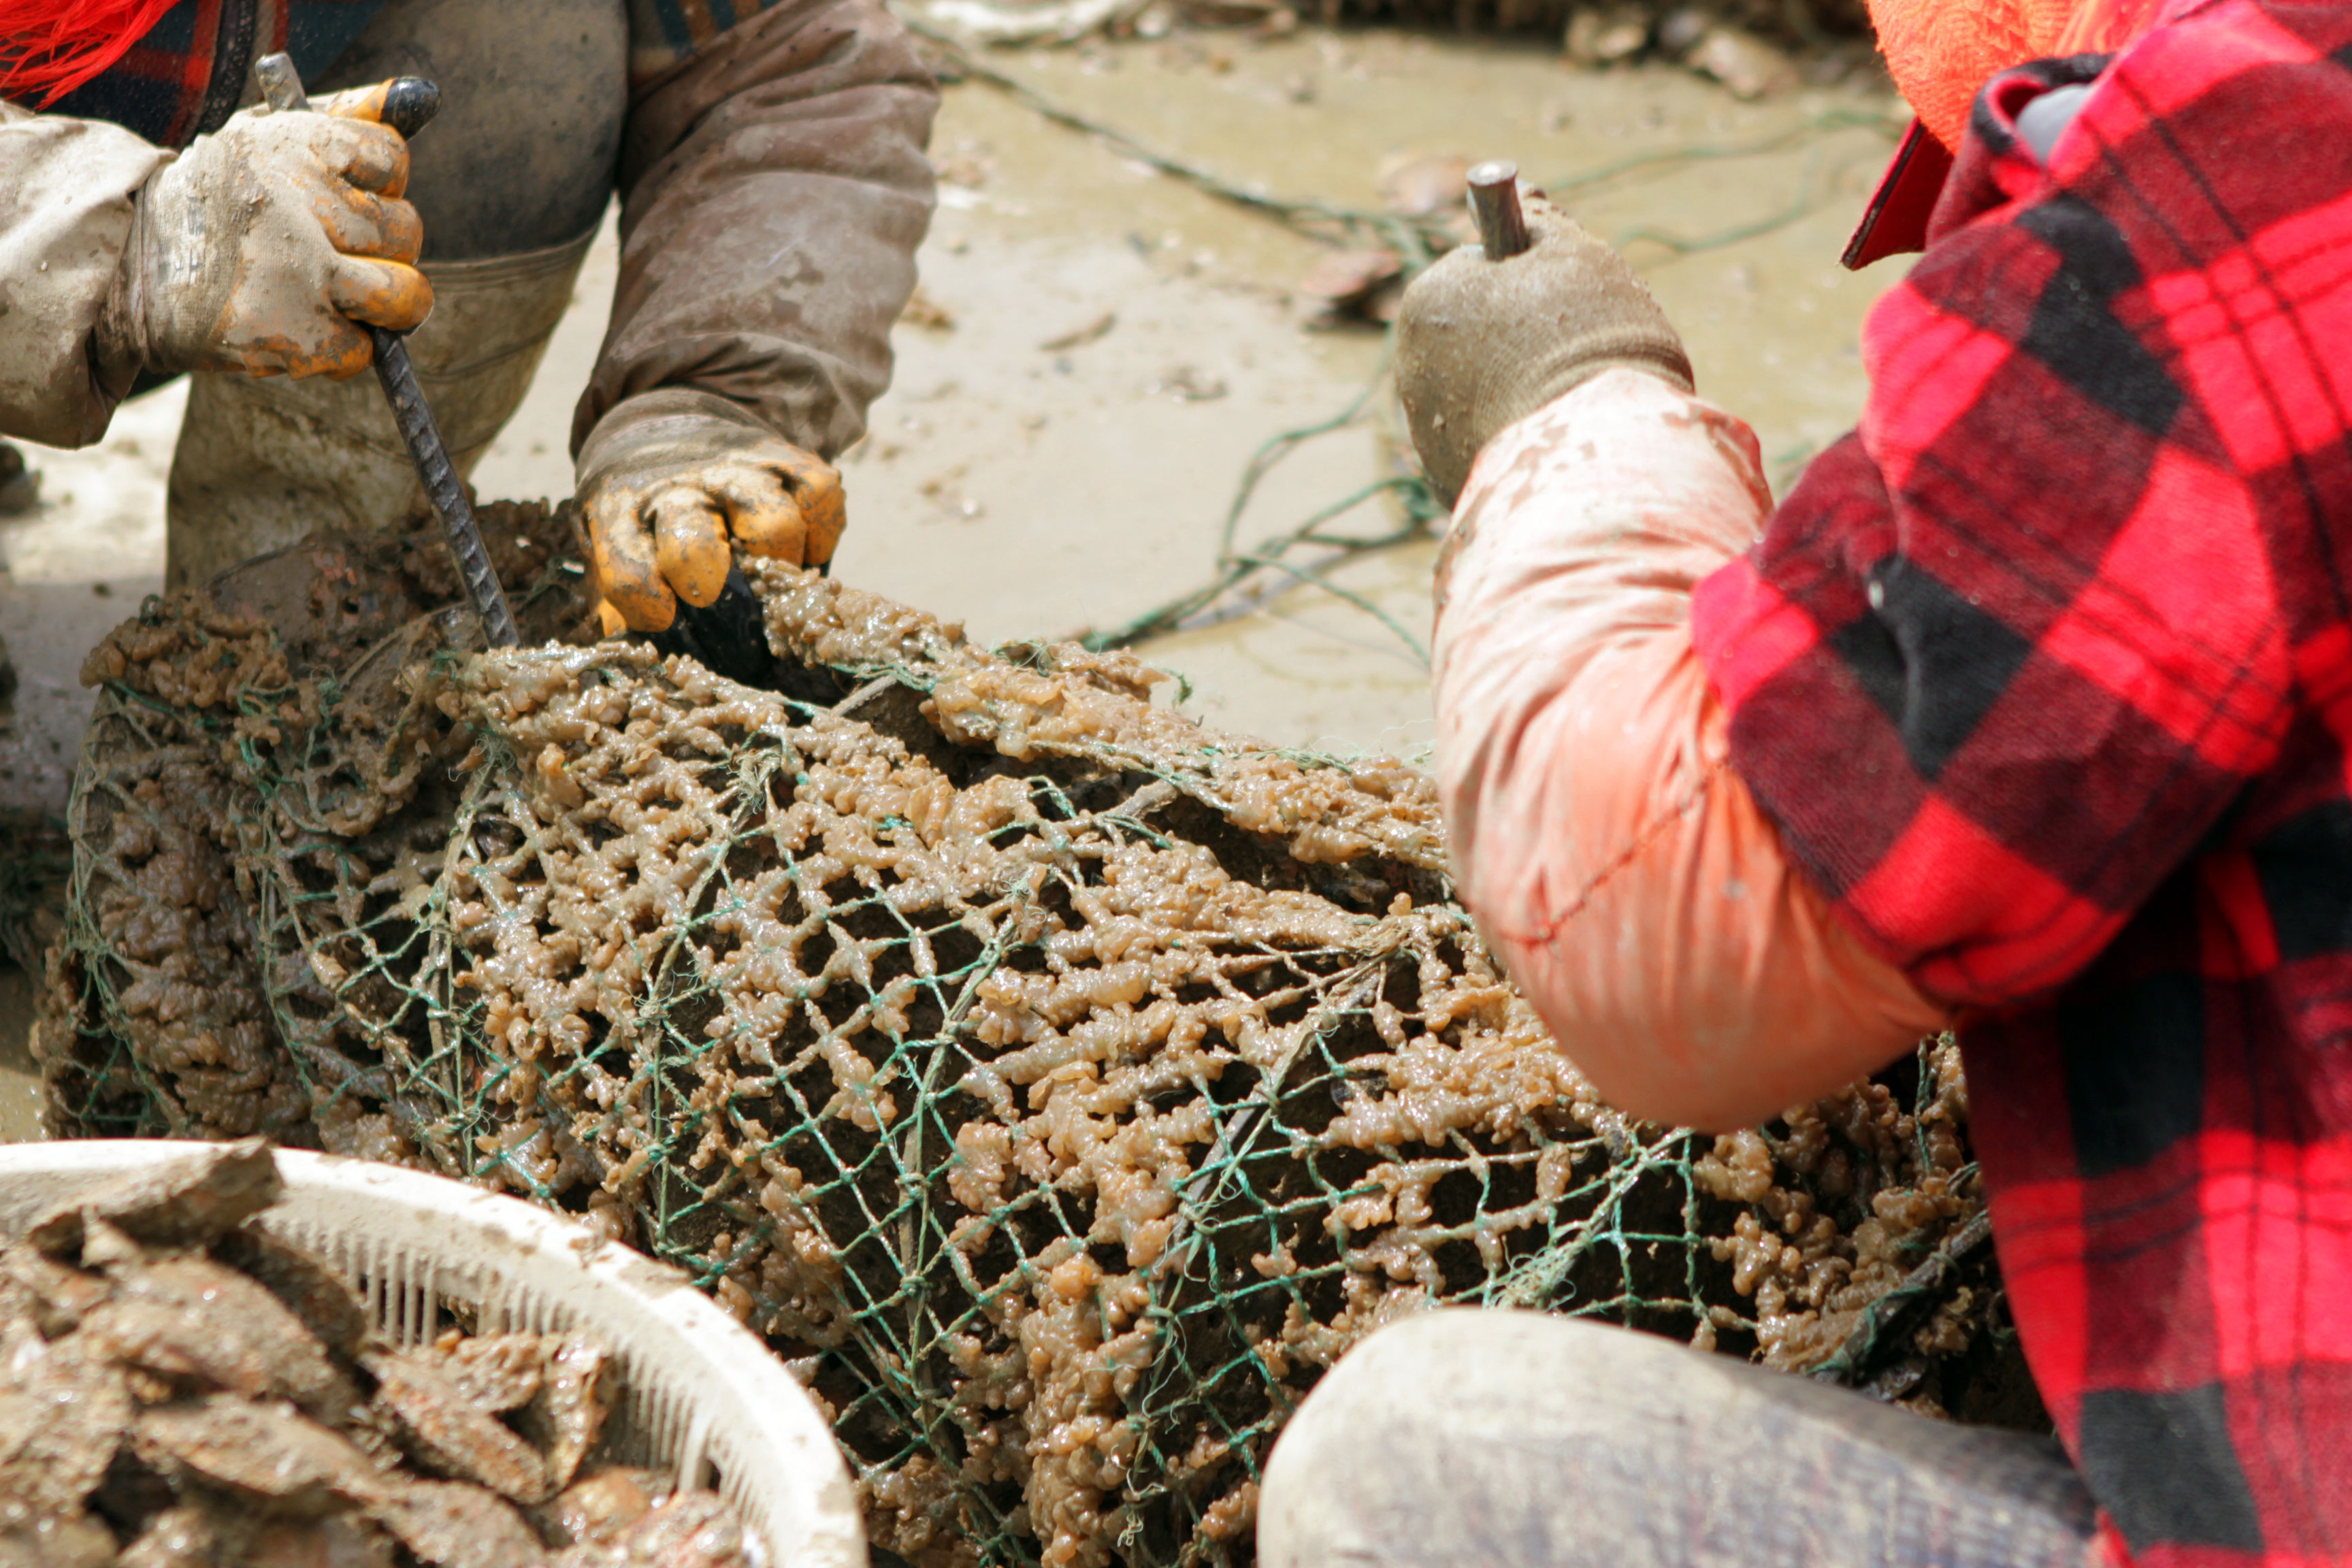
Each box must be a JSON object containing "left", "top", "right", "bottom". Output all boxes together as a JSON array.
[{"left": 163, "top": 231, "right": 597, "bottom": 590}]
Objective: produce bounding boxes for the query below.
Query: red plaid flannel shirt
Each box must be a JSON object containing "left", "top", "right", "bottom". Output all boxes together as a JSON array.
[
  {"left": 26, "top": 0, "right": 790, "bottom": 146},
  {"left": 39, "top": 0, "right": 385, "bottom": 147},
  {"left": 1693, "top": 1, "right": 2352, "bottom": 1558}
]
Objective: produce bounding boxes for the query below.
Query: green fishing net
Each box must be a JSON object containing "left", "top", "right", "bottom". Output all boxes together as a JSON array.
[{"left": 35, "top": 510, "right": 2024, "bottom": 1567}]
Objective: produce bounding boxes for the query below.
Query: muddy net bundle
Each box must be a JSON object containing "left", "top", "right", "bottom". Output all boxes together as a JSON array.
[{"left": 33, "top": 508, "right": 2027, "bottom": 1567}]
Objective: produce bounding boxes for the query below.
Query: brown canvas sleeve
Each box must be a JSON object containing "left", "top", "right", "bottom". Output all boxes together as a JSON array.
[{"left": 574, "top": 0, "right": 940, "bottom": 460}]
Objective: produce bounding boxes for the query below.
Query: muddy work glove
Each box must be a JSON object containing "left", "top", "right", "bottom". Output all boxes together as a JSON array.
[
  {"left": 1396, "top": 193, "right": 1693, "bottom": 504},
  {"left": 577, "top": 389, "right": 848, "bottom": 634},
  {"left": 95, "top": 88, "right": 431, "bottom": 386}
]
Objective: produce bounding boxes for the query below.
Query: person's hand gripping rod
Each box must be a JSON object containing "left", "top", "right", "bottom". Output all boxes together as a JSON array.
[
  {"left": 1392, "top": 158, "right": 1694, "bottom": 502},
  {"left": 250, "top": 52, "right": 521, "bottom": 650}
]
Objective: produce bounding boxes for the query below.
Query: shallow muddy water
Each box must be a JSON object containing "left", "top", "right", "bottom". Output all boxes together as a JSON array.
[{"left": 816, "top": 31, "right": 1909, "bottom": 752}]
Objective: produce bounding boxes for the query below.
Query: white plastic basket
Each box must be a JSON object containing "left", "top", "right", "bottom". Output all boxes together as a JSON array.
[{"left": 0, "top": 1141, "right": 863, "bottom": 1568}]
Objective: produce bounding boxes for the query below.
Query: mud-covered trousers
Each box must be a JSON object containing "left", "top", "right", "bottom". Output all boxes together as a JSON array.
[{"left": 1257, "top": 1311, "right": 2103, "bottom": 1568}]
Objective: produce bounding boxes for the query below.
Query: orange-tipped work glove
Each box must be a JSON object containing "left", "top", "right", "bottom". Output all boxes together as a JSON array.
[
  {"left": 1396, "top": 191, "right": 1692, "bottom": 505},
  {"left": 93, "top": 85, "right": 431, "bottom": 385},
  {"left": 576, "top": 389, "right": 847, "bottom": 634}
]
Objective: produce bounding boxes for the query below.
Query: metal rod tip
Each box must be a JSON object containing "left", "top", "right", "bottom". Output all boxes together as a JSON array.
[{"left": 1466, "top": 159, "right": 1531, "bottom": 261}]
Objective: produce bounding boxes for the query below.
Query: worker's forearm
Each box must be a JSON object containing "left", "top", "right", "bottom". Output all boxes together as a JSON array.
[
  {"left": 0, "top": 105, "right": 170, "bottom": 448},
  {"left": 1432, "top": 370, "right": 1948, "bottom": 1130},
  {"left": 573, "top": 0, "right": 940, "bottom": 459}
]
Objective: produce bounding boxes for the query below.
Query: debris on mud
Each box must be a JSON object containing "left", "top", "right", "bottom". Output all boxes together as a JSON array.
[
  {"left": 0, "top": 1139, "right": 753, "bottom": 1567},
  {"left": 902, "top": 0, "right": 1861, "bottom": 85},
  {"left": 37, "top": 514, "right": 2021, "bottom": 1565},
  {"left": 0, "top": 442, "right": 36, "bottom": 517},
  {"left": 1293, "top": 248, "right": 1405, "bottom": 325}
]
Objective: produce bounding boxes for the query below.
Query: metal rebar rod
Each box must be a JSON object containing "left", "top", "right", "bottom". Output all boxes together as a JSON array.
[
  {"left": 372, "top": 343, "right": 520, "bottom": 648},
  {"left": 252, "top": 52, "right": 519, "bottom": 649},
  {"left": 1467, "top": 159, "right": 1531, "bottom": 260}
]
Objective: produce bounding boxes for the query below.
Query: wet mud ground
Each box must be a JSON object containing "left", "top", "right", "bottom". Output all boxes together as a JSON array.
[{"left": 0, "top": 28, "right": 1910, "bottom": 1136}]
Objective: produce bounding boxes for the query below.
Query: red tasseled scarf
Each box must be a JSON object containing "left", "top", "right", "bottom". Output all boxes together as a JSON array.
[{"left": 0, "top": 0, "right": 179, "bottom": 107}]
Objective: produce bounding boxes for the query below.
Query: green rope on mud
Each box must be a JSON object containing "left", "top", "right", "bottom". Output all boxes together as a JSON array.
[
  {"left": 906, "top": 17, "right": 1459, "bottom": 260},
  {"left": 1074, "top": 336, "right": 1443, "bottom": 661},
  {"left": 1614, "top": 150, "right": 1830, "bottom": 255},
  {"left": 1548, "top": 108, "right": 1882, "bottom": 203},
  {"left": 914, "top": 20, "right": 1886, "bottom": 259}
]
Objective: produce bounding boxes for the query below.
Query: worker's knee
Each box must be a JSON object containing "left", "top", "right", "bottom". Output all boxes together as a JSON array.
[
  {"left": 1277, "top": 1305, "right": 1702, "bottom": 1450},
  {"left": 1278, "top": 1306, "right": 1496, "bottom": 1438},
  {"left": 1260, "top": 1309, "right": 1650, "bottom": 1568},
  {"left": 1260, "top": 1308, "right": 2100, "bottom": 1568},
  {"left": 1264, "top": 1309, "right": 1468, "bottom": 1491},
  {"left": 1259, "top": 1311, "right": 1460, "bottom": 1568}
]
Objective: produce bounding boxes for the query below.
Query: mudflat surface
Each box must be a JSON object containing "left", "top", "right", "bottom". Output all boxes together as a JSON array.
[
  {"left": 0, "top": 29, "right": 1909, "bottom": 1134},
  {"left": 0, "top": 968, "right": 40, "bottom": 1141}
]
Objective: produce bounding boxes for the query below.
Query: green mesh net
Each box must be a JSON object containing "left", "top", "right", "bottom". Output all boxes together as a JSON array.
[{"left": 35, "top": 510, "right": 2027, "bottom": 1567}]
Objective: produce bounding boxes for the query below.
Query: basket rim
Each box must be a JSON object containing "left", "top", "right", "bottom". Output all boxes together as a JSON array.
[{"left": 0, "top": 1139, "right": 862, "bottom": 1568}]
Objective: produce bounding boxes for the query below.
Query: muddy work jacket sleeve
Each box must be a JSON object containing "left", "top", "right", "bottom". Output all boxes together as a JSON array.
[
  {"left": 0, "top": 101, "right": 170, "bottom": 449},
  {"left": 576, "top": 0, "right": 941, "bottom": 461},
  {"left": 1433, "top": 368, "right": 1950, "bottom": 1132}
]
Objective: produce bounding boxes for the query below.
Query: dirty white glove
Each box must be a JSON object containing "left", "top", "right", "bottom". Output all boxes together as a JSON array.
[
  {"left": 1396, "top": 191, "right": 1692, "bottom": 504},
  {"left": 577, "top": 389, "right": 847, "bottom": 634},
  {"left": 95, "top": 86, "right": 431, "bottom": 385}
]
